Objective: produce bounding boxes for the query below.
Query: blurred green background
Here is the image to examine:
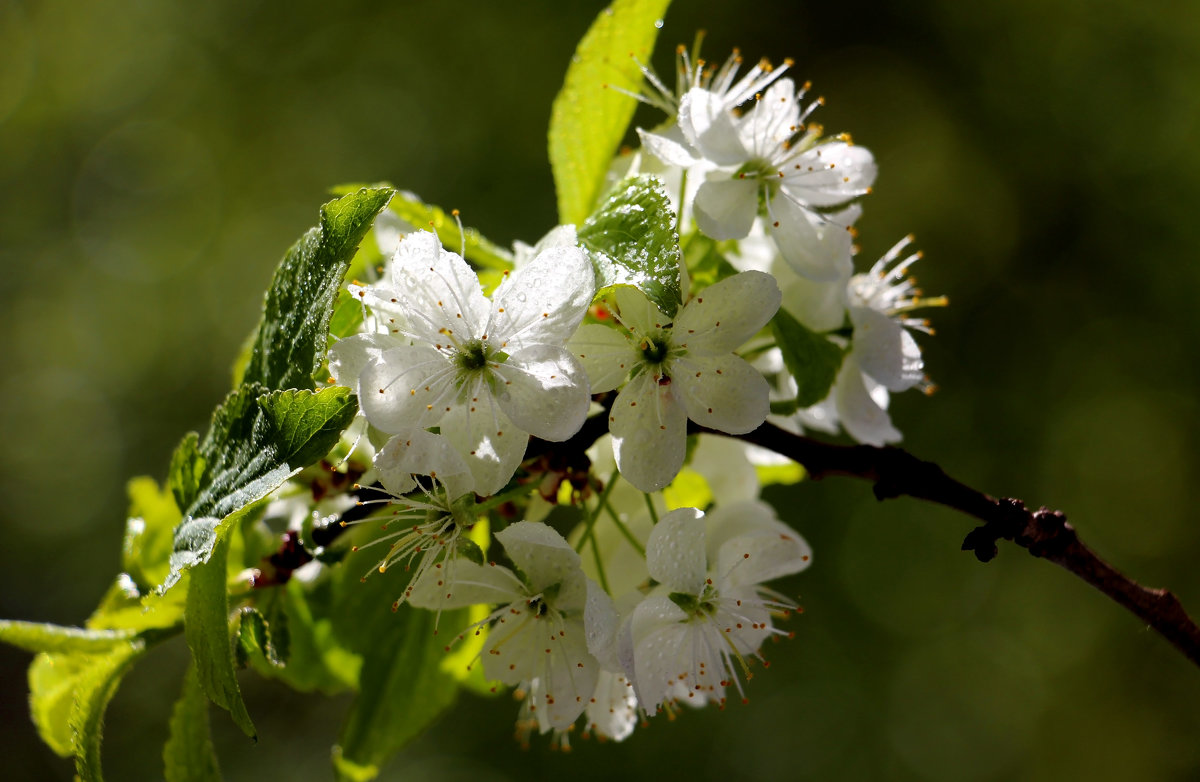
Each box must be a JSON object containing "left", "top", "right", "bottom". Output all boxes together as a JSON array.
[{"left": 2, "top": 0, "right": 1199, "bottom": 779}]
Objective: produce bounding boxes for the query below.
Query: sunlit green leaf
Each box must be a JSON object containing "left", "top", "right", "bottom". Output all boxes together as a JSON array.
[
  {"left": 242, "top": 187, "right": 394, "bottom": 391},
  {"left": 772, "top": 308, "right": 845, "bottom": 407},
  {"left": 0, "top": 620, "right": 136, "bottom": 655},
  {"left": 70, "top": 640, "right": 147, "bottom": 782},
  {"left": 186, "top": 533, "right": 255, "bottom": 739},
  {"left": 254, "top": 578, "right": 360, "bottom": 694},
  {"left": 234, "top": 607, "right": 285, "bottom": 669},
  {"left": 123, "top": 476, "right": 182, "bottom": 591},
  {"left": 578, "top": 175, "right": 682, "bottom": 317},
  {"left": 163, "top": 663, "right": 223, "bottom": 782},
  {"left": 330, "top": 537, "right": 465, "bottom": 780},
  {"left": 162, "top": 385, "right": 358, "bottom": 592},
  {"left": 549, "top": 0, "right": 673, "bottom": 224}
]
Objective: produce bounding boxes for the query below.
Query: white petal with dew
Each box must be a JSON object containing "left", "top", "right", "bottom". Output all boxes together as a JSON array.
[
  {"left": 585, "top": 670, "right": 639, "bottom": 741},
  {"left": 611, "top": 370, "right": 687, "bottom": 493},
  {"left": 678, "top": 88, "right": 750, "bottom": 165},
  {"left": 327, "top": 333, "right": 388, "bottom": 394},
  {"left": 849, "top": 306, "right": 924, "bottom": 391},
  {"left": 569, "top": 323, "right": 638, "bottom": 393},
  {"left": 707, "top": 500, "right": 813, "bottom": 588},
  {"left": 584, "top": 579, "right": 622, "bottom": 671},
  {"left": 407, "top": 559, "right": 525, "bottom": 610},
  {"left": 629, "top": 594, "right": 691, "bottom": 710},
  {"left": 782, "top": 141, "right": 877, "bottom": 207},
  {"left": 834, "top": 355, "right": 901, "bottom": 446},
  {"left": 493, "top": 344, "right": 590, "bottom": 442},
  {"left": 388, "top": 231, "right": 490, "bottom": 344},
  {"left": 674, "top": 270, "right": 781, "bottom": 355},
  {"left": 496, "top": 521, "right": 586, "bottom": 607},
  {"left": 374, "top": 429, "right": 474, "bottom": 500},
  {"left": 675, "top": 354, "right": 770, "bottom": 435},
  {"left": 489, "top": 244, "right": 594, "bottom": 350},
  {"left": 694, "top": 176, "right": 759, "bottom": 241},
  {"left": 637, "top": 127, "right": 700, "bottom": 168},
  {"left": 440, "top": 400, "right": 527, "bottom": 497},
  {"left": 359, "top": 344, "right": 456, "bottom": 433},
  {"left": 766, "top": 194, "right": 854, "bottom": 282},
  {"left": 645, "top": 507, "right": 708, "bottom": 593}
]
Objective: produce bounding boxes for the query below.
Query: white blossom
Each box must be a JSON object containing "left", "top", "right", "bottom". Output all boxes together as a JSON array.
[
  {"left": 409, "top": 521, "right": 600, "bottom": 733},
  {"left": 569, "top": 273, "right": 780, "bottom": 492},
  {"left": 626, "top": 504, "right": 811, "bottom": 711},
  {"left": 351, "top": 231, "right": 595, "bottom": 496}
]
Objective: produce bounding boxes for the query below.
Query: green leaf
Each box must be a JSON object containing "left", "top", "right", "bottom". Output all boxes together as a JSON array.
[
  {"left": 168, "top": 433, "right": 203, "bottom": 515},
  {"left": 163, "top": 663, "right": 223, "bottom": 782},
  {"left": 241, "top": 186, "right": 393, "bottom": 391},
  {"left": 0, "top": 620, "right": 137, "bottom": 655},
  {"left": 124, "top": 476, "right": 182, "bottom": 591},
  {"left": 330, "top": 540, "right": 465, "bottom": 779},
  {"left": 255, "top": 578, "right": 360, "bottom": 694},
  {"left": 549, "top": 0, "right": 673, "bottom": 225},
  {"left": 683, "top": 232, "right": 739, "bottom": 294},
  {"left": 70, "top": 643, "right": 145, "bottom": 782},
  {"left": 328, "top": 288, "right": 365, "bottom": 342},
  {"left": 578, "top": 175, "right": 683, "bottom": 317},
  {"left": 86, "top": 576, "right": 187, "bottom": 633},
  {"left": 25, "top": 638, "right": 148, "bottom": 778},
  {"left": 186, "top": 533, "right": 256, "bottom": 739},
  {"left": 772, "top": 308, "right": 846, "bottom": 407},
  {"left": 162, "top": 385, "right": 358, "bottom": 592},
  {"left": 233, "top": 607, "right": 285, "bottom": 669}
]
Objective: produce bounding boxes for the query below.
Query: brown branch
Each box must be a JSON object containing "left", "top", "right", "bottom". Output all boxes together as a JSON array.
[{"left": 724, "top": 421, "right": 1200, "bottom": 669}]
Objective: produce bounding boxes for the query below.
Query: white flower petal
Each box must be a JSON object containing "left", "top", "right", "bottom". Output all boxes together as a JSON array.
[
  {"left": 388, "top": 231, "right": 491, "bottom": 344},
  {"left": 480, "top": 601, "right": 544, "bottom": 685},
  {"left": 637, "top": 127, "right": 700, "bottom": 168},
  {"left": 736, "top": 78, "right": 802, "bottom": 150},
  {"left": 678, "top": 88, "right": 749, "bottom": 165},
  {"left": 529, "top": 617, "right": 598, "bottom": 731},
  {"left": 849, "top": 306, "right": 924, "bottom": 391},
  {"left": 489, "top": 244, "right": 594, "bottom": 350},
  {"left": 585, "top": 670, "right": 639, "bottom": 741},
  {"left": 674, "top": 270, "right": 781, "bottom": 355},
  {"left": 834, "top": 356, "right": 902, "bottom": 446},
  {"left": 766, "top": 194, "right": 854, "bottom": 282},
  {"left": 359, "top": 345, "right": 457, "bottom": 433},
  {"left": 327, "top": 333, "right": 387, "bottom": 394},
  {"left": 675, "top": 354, "right": 770, "bottom": 435},
  {"left": 707, "top": 500, "right": 813, "bottom": 588},
  {"left": 774, "top": 254, "right": 850, "bottom": 333},
  {"left": 569, "top": 323, "right": 638, "bottom": 393},
  {"left": 629, "top": 594, "right": 691, "bottom": 710},
  {"left": 496, "top": 521, "right": 585, "bottom": 607},
  {"left": 374, "top": 429, "right": 474, "bottom": 500},
  {"left": 440, "top": 400, "right": 528, "bottom": 496},
  {"left": 690, "top": 434, "right": 759, "bottom": 505},
  {"left": 614, "top": 285, "right": 670, "bottom": 335},
  {"left": 645, "top": 507, "right": 708, "bottom": 593},
  {"left": 693, "top": 177, "right": 760, "bottom": 241},
  {"left": 492, "top": 344, "right": 590, "bottom": 442},
  {"left": 782, "top": 141, "right": 877, "bottom": 207},
  {"left": 610, "top": 370, "right": 688, "bottom": 493},
  {"left": 585, "top": 579, "right": 621, "bottom": 670},
  {"left": 407, "top": 559, "right": 525, "bottom": 610}
]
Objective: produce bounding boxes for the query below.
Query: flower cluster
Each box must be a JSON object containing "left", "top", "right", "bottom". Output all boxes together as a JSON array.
[{"left": 323, "top": 43, "right": 945, "bottom": 743}]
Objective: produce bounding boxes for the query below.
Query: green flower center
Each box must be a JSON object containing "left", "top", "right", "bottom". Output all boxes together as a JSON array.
[
  {"left": 455, "top": 338, "right": 493, "bottom": 372},
  {"left": 640, "top": 334, "right": 672, "bottom": 365}
]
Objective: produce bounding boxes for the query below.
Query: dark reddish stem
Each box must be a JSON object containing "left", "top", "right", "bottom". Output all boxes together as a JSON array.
[{"left": 723, "top": 422, "right": 1200, "bottom": 668}]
